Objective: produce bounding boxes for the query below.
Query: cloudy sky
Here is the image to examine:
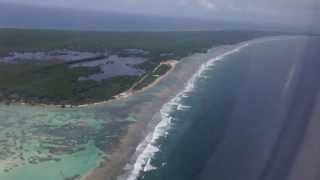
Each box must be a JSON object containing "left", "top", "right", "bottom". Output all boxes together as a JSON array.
[{"left": 1, "top": 0, "right": 319, "bottom": 25}]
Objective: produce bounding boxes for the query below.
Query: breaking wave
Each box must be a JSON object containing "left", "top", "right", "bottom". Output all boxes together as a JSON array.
[{"left": 124, "top": 42, "right": 250, "bottom": 180}]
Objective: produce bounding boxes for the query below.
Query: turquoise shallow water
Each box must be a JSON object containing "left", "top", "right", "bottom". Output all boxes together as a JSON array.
[
  {"left": 0, "top": 142, "right": 102, "bottom": 180},
  {"left": 0, "top": 41, "right": 225, "bottom": 180},
  {"left": 0, "top": 37, "right": 305, "bottom": 180},
  {"left": 0, "top": 104, "right": 117, "bottom": 180}
]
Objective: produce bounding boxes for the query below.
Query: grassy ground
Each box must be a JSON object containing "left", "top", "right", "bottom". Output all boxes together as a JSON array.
[{"left": 0, "top": 29, "right": 277, "bottom": 105}]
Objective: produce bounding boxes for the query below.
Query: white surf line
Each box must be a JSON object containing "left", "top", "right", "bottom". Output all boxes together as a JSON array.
[
  {"left": 122, "top": 42, "right": 250, "bottom": 180},
  {"left": 123, "top": 36, "right": 301, "bottom": 180}
]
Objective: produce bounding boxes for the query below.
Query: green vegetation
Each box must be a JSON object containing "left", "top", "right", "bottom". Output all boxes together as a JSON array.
[
  {"left": 0, "top": 28, "right": 277, "bottom": 105},
  {"left": 133, "top": 63, "right": 171, "bottom": 91},
  {"left": 0, "top": 29, "right": 275, "bottom": 58},
  {"left": 0, "top": 62, "right": 138, "bottom": 105},
  {"left": 154, "top": 64, "right": 171, "bottom": 75}
]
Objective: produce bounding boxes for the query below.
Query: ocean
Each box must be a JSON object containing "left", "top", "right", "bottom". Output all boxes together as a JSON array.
[
  {"left": 0, "top": 36, "right": 318, "bottom": 180},
  {"left": 128, "top": 36, "right": 320, "bottom": 180}
]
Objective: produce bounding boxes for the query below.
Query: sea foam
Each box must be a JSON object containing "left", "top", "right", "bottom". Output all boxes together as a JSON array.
[{"left": 124, "top": 43, "right": 250, "bottom": 180}]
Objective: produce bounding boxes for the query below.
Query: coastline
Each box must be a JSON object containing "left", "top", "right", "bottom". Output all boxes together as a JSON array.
[
  {"left": 82, "top": 37, "right": 279, "bottom": 180},
  {"left": 7, "top": 60, "right": 178, "bottom": 109},
  {"left": 83, "top": 35, "right": 305, "bottom": 180},
  {"left": 119, "top": 42, "right": 251, "bottom": 180},
  {"left": 108, "top": 60, "right": 179, "bottom": 107},
  {"left": 0, "top": 35, "right": 304, "bottom": 180}
]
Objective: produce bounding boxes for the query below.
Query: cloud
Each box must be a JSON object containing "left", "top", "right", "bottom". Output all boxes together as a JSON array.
[
  {"left": 196, "top": 0, "right": 216, "bottom": 9},
  {"left": 179, "top": 0, "right": 216, "bottom": 10},
  {"left": 1, "top": 0, "right": 318, "bottom": 26}
]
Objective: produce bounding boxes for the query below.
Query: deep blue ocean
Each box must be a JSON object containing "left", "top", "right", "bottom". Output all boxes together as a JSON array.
[{"left": 135, "top": 36, "right": 320, "bottom": 180}]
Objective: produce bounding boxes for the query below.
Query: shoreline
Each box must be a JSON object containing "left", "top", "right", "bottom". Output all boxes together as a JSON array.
[
  {"left": 3, "top": 35, "right": 299, "bottom": 109},
  {"left": 82, "top": 37, "right": 272, "bottom": 180},
  {"left": 0, "top": 35, "right": 305, "bottom": 180},
  {"left": 110, "top": 60, "right": 179, "bottom": 106},
  {"left": 3, "top": 60, "right": 178, "bottom": 109},
  {"left": 84, "top": 35, "right": 305, "bottom": 180},
  {"left": 119, "top": 41, "right": 252, "bottom": 180}
]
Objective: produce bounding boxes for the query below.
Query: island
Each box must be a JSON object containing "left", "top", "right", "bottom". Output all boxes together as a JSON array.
[
  {"left": 0, "top": 29, "right": 287, "bottom": 180},
  {"left": 0, "top": 29, "right": 275, "bottom": 106}
]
